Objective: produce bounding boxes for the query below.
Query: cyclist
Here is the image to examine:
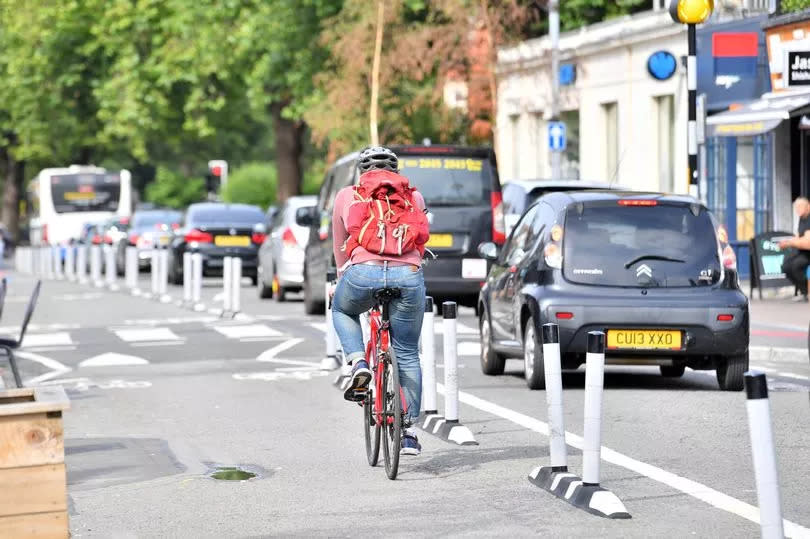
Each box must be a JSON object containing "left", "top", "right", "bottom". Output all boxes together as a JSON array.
[{"left": 331, "top": 146, "right": 427, "bottom": 456}]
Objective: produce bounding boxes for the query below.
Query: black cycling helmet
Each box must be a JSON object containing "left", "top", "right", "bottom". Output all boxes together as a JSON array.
[{"left": 358, "top": 146, "right": 398, "bottom": 174}]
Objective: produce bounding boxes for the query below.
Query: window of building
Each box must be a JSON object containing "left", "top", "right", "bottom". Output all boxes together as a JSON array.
[
  {"left": 511, "top": 114, "right": 520, "bottom": 179},
  {"left": 560, "top": 110, "right": 580, "bottom": 180},
  {"left": 655, "top": 95, "right": 675, "bottom": 192},
  {"left": 603, "top": 102, "right": 619, "bottom": 180}
]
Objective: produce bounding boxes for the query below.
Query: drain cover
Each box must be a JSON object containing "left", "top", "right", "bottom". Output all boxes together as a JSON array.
[{"left": 209, "top": 466, "right": 257, "bottom": 481}]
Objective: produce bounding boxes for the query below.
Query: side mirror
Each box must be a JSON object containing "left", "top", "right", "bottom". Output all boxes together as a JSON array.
[
  {"left": 253, "top": 222, "right": 267, "bottom": 234},
  {"left": 295, "top": 207, "right": 315, "bottom": 227},
  {"left": 478, "top": 241, "right": 499, "bottom": 261}
]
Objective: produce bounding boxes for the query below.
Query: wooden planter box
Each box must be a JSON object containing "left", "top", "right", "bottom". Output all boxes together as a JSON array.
[{"left": 0, "top": 386, "right": 70, "bottom": 538}]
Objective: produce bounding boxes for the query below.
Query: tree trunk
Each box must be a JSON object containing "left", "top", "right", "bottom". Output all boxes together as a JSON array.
[
  {"left": 270, "top": 102, "right": 304, "bottom": 203},
  {"left": 3, "top": 148, "right": 25, "bottom": 242}
]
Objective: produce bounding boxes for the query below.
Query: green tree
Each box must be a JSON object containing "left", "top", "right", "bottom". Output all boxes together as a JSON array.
[
  {"left": 145, "top": 166, "right": 205, "bottom": 209},
  {"left": 221, "top": 162, "right": 278, "bottom": 209},
  {"left": 782, "top": 0, "right": 810, "bottom": 12}
]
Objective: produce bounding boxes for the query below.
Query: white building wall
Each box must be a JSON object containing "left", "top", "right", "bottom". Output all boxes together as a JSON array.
[{"left": 496, "top": 11, "right": 691, "bottom": 193}]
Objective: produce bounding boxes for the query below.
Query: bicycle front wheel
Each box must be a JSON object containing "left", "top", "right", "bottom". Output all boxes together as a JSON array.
[
  {"left": 363, "top": 392, "right": 380, "bottom": 467},
  {"left": 381, "top": 348, "right": 402, "bottom": 480}
]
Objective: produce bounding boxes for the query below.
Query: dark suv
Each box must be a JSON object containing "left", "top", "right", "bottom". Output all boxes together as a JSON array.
[
  {"left": 298, "top": 145, "right": 504, "bottom": 314},
  {"left": 477, "top": 191, "right": 749, "bottom": 391}
]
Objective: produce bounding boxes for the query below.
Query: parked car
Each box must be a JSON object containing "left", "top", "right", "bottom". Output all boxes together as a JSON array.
[
  {"left": 167, "top": 203, "right": 266, "bottom": 285},
  {"left": 297, "top": 144, "right": 504, "bottom": 314},
  {"left": 257, "top": 195, "right": 317, "bottom": 301},
  {"left": 502, "top": 180, "right": 626, "bottom": 235},
  {"left": 116, "top": 208, "right": 183, "bottom": 274},
  {"left": 477, "top": 191, "right": 749, "bottom": 391}
]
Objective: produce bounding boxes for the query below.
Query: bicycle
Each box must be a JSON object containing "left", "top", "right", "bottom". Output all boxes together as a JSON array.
[{"left": 356, "top": 287, "right": 406, "bottom": 480}]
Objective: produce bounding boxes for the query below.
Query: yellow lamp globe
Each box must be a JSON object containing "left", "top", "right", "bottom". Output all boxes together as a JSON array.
[{"left": 669, "top": 0, "right": 713, "bottom": 24}]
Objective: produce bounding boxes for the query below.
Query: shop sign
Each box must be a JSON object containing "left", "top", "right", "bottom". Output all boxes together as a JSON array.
[
  {"left": 647, "top": 51, "right": 677, "bottom": 81},
  {"left": 786, "top": 51, "right": 810, "bottom": 86}
]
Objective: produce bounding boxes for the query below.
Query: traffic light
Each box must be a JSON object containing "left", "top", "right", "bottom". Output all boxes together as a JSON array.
[
  {"left": 669, "top": 0, "right": 713, "bottom": 25},
  {"left": 206, "top": 160, "right": 228, "bottom": 194}
]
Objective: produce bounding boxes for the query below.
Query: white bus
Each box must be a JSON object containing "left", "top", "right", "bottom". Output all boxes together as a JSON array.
[{"left": 28, "top": 165, "right": 132, "bottom": 246}]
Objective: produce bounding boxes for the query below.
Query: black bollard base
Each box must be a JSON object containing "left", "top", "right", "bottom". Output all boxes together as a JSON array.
[
  {"left": 528, "top": 466, "right": 631, "bottom": 519},
  {"left": 419, "top": 413, "right": 478, "bottom": 446}
]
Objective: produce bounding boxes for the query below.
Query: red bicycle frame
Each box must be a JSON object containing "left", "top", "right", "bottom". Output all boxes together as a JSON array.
[{"left": 365, "top": 307, "right": 406, "bottom": 426}]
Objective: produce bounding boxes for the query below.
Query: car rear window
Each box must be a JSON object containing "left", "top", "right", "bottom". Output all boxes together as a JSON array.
[
  {"left": 191, "top": 208, "right": 264, "bottom": 226},
  {"left": 398, "top": 155, "right": 494, "bottom": 206},
  {"left": 133, "top": 211, "right": 182, "bottom": 228},
  {"left": 563, "top": 203, "right": 722, "bottom": 287}
]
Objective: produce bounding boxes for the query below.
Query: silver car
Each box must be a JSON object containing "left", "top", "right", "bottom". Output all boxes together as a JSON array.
[{"left": 257, "top": 195, "right": 316, "bottom": 301}]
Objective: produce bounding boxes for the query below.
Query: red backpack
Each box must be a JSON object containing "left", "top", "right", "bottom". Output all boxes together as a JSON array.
[{"left": 343, "top": 169, "right": 430, "bottom": 257}]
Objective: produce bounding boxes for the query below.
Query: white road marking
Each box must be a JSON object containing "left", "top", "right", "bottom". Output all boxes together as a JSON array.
[
  {"left": 213, "top": 324, "right": 281, "bottom": 339},
  {"left": 778, "top": 372, "right": 810, "bottom": 381},
  {"left": 255, "top": 357, "right": 320, "bottom": 367},
  {"left": 79, "top": 353, "right": 150, "bottom": 367},
  {"left": 114, "top": 327, "right": 184, "bottom": 343},
  {"left": 257, "top": 338, "right": 304, "bottom": 362},
  {"left": 239, "top": 337, "right": 285, "bottom": 343},
  {"left": 17, "top": 350, "right": 72, "bottom": 385},
  {"left": 121, "top": 316, "right": 219, "bottom": 326},
  {"left": 233, "top": 370, "right": 328, "bottom": 382},
  {"left": 0, "top": 323, "right": 81, "bottom": 333},
  {"left": 436, "top": 383, "right": 810, "bottom": 537},
  {"left": 25, "top": 346, "right": 77, "bottom": 353},
  {"left": 131, "top": 341, "right": 185, "bottom": 347},
  {"left": 458, "top": 341, "right": 481, "bottom": 356},
  {"left": 22, "top": 332, "right": 74, "bottom": 348}
]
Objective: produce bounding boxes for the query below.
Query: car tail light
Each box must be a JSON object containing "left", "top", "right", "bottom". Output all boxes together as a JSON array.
[
  {"left": 555, "top": 311, "right": 574, "bottom": 320},
  {"left": 717, "top": 314, "right": 734, "bottom": 322},
  {"left": 618, "top": 199, "right": 658, "bottom": 206},
  {"left": 253, "top": 232, "right": 268, "bottom": 244},
  {"left": 185, "top": 229, "right": 213, "bottom": 244},
  {"left": 491, "top": 192, "right": 506, "bottom": 245},
  {"left": 544, "top": 243, "right": 562, "bottom": 269},
  {"left": 91, "top": 234, "right": 102, "bottom": 245},
  {"left": 104, "top": 235, "right": 113, "bottom": 245},
  {"left": 129, "top": 233, "right": 139, "bottom": 245},
  {"left": 42, "top": 224, "right": 49, "bottom": 243},
  {"left": 722, "top": 245, "right": 736, "bottom": 269},
  {"left": 281, "top": 228, "right": 297, "bottom": 248},
  {"left": 171, "top": 223, "right": 180, "bottom": 230}
]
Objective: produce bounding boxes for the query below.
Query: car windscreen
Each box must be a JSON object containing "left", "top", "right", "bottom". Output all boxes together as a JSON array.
[
  {"left": 398, "top": 155, "right": 493, "bottom": 206},
  {"left": 51, "top": 173, "right": 120, "bottom": 213},
  {"left": 190, "top": 208, "right": 264, "bottom": 227},
  {"left": 132, "top": 211, "right": 183, "bottom": 229},
  {"left": 563, "top": 203, "right": 721, "bottom": 287}
]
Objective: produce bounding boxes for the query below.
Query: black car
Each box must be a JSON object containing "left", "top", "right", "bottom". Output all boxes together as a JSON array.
[
  {"left": 115, "top": 208, "right": 182, "bottom": 274},
  {"left": 477, "top": 191, "right": 749, "bottom": 391},
  {"left": 167, "top": 203, "right": 266, "bottom": 285},
  {"left": 297, "top": 145, "right": 504, "bottom": 314}
]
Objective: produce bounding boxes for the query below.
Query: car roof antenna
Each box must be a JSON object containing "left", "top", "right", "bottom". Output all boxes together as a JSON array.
[{"left": 608, "top": 144, "right": 631, "bottom": 190}]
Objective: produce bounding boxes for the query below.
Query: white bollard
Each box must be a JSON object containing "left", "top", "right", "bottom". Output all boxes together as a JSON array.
[
  {"left": 125, "top": 246, "right": 139, "bottom": 290},
  {"left": 52, "top": 246, "right": 63, "bottom": 279},
  {"left": 420, "top": 297, "right": 437, "bottom": 415},
  {"left": 230, "top": 257, "right": 241, "bottom": 314},
  {"left": 150, "top": 249, "right": 159, "bottom": 296},
  {"left": 158, "top": 248, "right": 169, "bottom": 298},
  {"left": 582, "top": 331, "right": 606, "bottom": 486},
  {"left": 90, "top": 245, "right": 102, "bottom": 285},
  {"left": 542, "top": 323, "right": 568, "bottom": 470},
  {"left": 105, "top": 245, "right": 116, "bottom": 288},
  {"left": 77, "top": 245, "right": 88, "bottom": 284},
  {"left": 65, "top": 245, "right": 75, "bottom": 281},
  {"left": 324, "top": 281, "right": 338, "bottom": 364},
  {"left": 191, "top": 252, "right": 203, "bottom": 307},
  {"left": 744, "top": 372, "right": 784, "bottom": 539},
  {"left": 183, "top": 252, "right": 192, "bottom": 304},
  {"left": 44, "top": 247, "right": 55, "bottom": 279},
  {"left": 442, "top": 301, "right": 459, "bottom": 422},
  {"left": 223, "top": 256, "right": 233, "bottom": 312}
]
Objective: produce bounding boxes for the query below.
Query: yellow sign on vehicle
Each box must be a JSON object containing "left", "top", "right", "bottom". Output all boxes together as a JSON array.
[
  {"left": 425, "top": 234, "right": 453, "bottom": 248},
  {"left": 214, "top": 235, "right": 250, "bottom": 247},
  {"left": 606, "top": 329, "right": 682, "bottom": 350}
]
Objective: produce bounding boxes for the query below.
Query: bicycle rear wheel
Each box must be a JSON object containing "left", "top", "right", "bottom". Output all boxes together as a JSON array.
[
  {"left": 363, "top": 392, "right": 380, "bottom": 466},
  {"left": 381, "top": 348, "right": 402, "bottom": 480}
]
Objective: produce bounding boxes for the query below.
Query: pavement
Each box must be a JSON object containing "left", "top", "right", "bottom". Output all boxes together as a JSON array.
[{"left": 1, "top": 264, "right": 809, "bottom": 538}]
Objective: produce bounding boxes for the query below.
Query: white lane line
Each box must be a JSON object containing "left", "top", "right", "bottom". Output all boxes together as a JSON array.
[
  {"left": 130, "top": 341, "right": 185, "bottom": 347},
  {"left": 436, "top": 383, "right": 810, "bottom": 537},
  {"left": 79, "top": 353, "right": 149, "bottom": 367},
  {"left": 22, "top": 332, "right": 74, "bottom": 348},
  {"left": 749, "top": 366, "right": 810, "bottom": 382},
  {"left": 114, "top": 327, "right": 184, "bottom": 343},
  {"left": 239, "top": 337, "right": 285, "bottom": 343},
  {"left": 310, "top": 322, "right": 327, "bottom": 333},
  {"left": 258, "top": 358, "right": 321, "bottom": 367},
  {"left": 213, "top": 324, "right": 282, "bottom": 339},
  {"left": 257, "top": 339, "right": 304, "bottom": 362},
  {"left": 24, "top": 346, "right": 78, "bottom": 353},
  {"left": 17, "top": 351, "right": 72, "bottom": 385},
  {"left": 458, "top": 341, "right": 481, "bottom": 356}
]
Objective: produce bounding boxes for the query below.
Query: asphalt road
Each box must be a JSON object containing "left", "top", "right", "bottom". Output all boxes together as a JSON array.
[{"left": 2, "top": 265, "right": 809, "bottom": 538}]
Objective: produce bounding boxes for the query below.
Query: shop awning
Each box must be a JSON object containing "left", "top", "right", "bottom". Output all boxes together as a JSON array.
[{"left": 706, "top": 90, "right": 810, "bottom": 137}]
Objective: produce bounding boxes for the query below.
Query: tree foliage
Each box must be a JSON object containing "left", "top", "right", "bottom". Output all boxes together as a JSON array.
[
  {"left": 222, "top": 162, "right": 278, "bottom": 209},
  {"left": 782, "top": 0, "right": 810, "bottom": 13},
  {"left": 145, "top": 166, "right": 205, "bottom": 209}
]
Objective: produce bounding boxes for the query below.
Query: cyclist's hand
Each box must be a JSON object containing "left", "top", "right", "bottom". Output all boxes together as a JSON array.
[{"left": 328, "top": 282, "right": 337, "bottom": 300}]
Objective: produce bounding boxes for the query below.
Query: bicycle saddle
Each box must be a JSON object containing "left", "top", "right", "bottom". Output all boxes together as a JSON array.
[{"left": 374, "top": 287, "right": 401, "bottom": 303}]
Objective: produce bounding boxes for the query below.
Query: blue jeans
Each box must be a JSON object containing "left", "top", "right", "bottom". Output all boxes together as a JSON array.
[{"left": 332, "top": 263, "right": 425, "bottom": 423}]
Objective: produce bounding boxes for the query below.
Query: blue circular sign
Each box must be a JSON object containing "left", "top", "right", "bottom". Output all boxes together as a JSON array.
[{"left": 647, "top": 51, "right": 677, "bottom": 81}]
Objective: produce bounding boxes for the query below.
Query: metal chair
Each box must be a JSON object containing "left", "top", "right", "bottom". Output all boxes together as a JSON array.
[{"left": 1, "top": 280, "right": 41, "bottom": 388}]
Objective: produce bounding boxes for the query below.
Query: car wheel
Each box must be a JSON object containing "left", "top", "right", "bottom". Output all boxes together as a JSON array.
[
  {"left": 170, "top": 254, "right": 183, "bottom": 285},
  {"left": 303, "top": 267, "right": 325, "bottom": 315},
  {"left": 257, "top": 265, "right": 273, "bottom": 299},
  {"left": 272, "top": 271, "right": 286, "bottom": 303},
  {"left": 660, "top": 364, "right": 686, "bottom": 377},
  {"left": 523, "top": 318, "right": 546, "bottom": 390},
  {"left": 116, "top": 248, "right": 125, "bottom": 276},
  {"left": 479, "top": 310, "right": 505, "bottom": 375},
  {"left": 716, "top": 352, "right": 747, "bottom": 391},
  {"left": 251, "top": 275, "right": 258, "bottom": 286}
]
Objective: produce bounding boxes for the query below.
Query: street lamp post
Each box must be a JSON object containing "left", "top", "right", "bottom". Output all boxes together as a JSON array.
[
  {"left": 550, "top": 0, "right": 561, "bottom": 182},
  {"left": 669, "top": 0, "right": 713, "bottom": 197}
]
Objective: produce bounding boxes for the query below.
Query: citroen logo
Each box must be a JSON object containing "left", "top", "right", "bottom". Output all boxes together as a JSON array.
[
  {"left": 229, "top": 228, "right": 236, "bottom": 235},
  {"left": 636, "top": 264, "right": 652, "bottom": 278}
]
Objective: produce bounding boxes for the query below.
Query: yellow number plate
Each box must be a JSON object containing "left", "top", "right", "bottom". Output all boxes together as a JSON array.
[
  {"left": 425, "top": 234, "right": 453, "bottom": 248},
  {"left": 214, "top": 235, "right": 250, "bottom": 247},
  {"left": 606, "top": 329, "right": 682, "bottom": 350}
]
